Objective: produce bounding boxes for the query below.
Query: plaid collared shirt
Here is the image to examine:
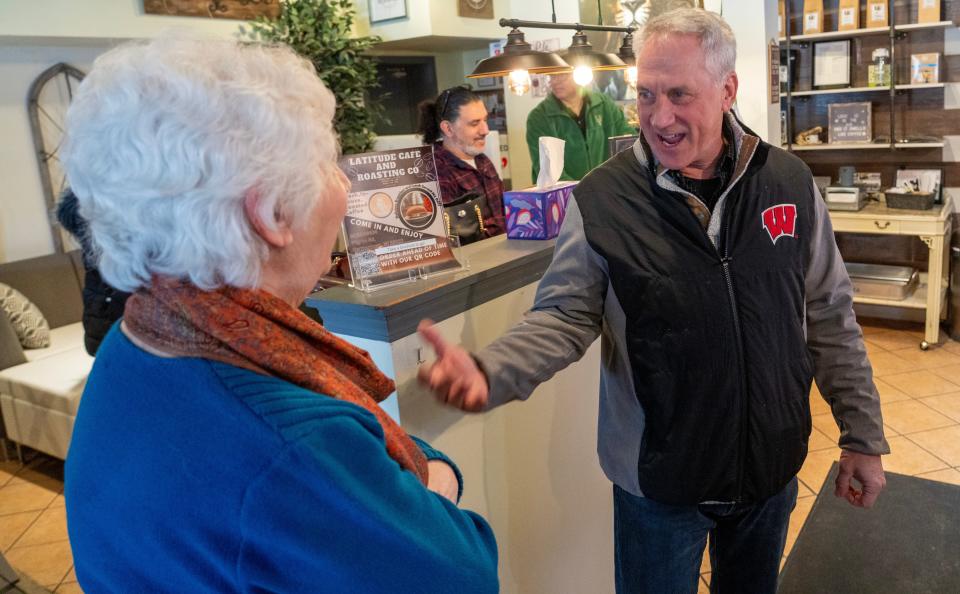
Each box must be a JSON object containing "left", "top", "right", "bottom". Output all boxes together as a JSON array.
[
  {"left": 433, "top": 143, "right": 505, "bottom": 238},
  {"left": 669, "top": 120, "right": 737, "bottom": 213}
]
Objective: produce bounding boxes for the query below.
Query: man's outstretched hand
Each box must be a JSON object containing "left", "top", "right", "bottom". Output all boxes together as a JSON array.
[
  {"left": 834, "top": 450, "right": 886, "bottom": 508},
  {"left": 416, "top": 320, "right": 489, "bottom": 412}
]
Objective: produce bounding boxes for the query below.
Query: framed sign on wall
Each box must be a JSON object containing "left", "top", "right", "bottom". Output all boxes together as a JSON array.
[
  {"left": 369, "top": 0, "right": 407, "bottom": 23},
  {"left": 459, "top": 0, "right": 494, "bottom": 19},
  {"left": 143, "top": 0, "right": 280, "bottom": 20}
]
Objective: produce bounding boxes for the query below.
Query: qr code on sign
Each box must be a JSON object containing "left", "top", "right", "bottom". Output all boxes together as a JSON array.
[{"left": 353, "top": 250, "right": 381, "bottom": 278}]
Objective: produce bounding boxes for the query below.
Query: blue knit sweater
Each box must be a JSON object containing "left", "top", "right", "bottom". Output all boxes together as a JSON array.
[{"left": 65, "top": 327, "right": 498, "bottom": 593}]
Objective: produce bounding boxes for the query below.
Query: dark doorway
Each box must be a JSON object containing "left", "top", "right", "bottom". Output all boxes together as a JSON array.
[{"left": 373, "top": 57, "right": 438, "bottom": 136}]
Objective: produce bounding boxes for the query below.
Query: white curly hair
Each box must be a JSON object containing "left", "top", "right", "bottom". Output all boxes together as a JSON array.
[
  {"left": 633, "top": 7, "right": 737, "bottom": 84},
  {"left": 62, "top": 34, "right": 339, "bottom": 292}
]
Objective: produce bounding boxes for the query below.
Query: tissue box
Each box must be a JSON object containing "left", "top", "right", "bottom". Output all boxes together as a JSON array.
[{"left": 504, "top": 181, "right": 577, "bottom": 240}]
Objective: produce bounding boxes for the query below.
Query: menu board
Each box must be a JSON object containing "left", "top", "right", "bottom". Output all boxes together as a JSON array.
[
  {"left": 339, "top": 146, "right": 460, "bottom": 289},
  {"left": 828, "top": 102, "right": 872, "bottom": 144}
]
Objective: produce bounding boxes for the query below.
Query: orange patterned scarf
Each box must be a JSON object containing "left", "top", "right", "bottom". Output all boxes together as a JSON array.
[{"left": 123, "top": 277, "right": 428, "bottom": 485}]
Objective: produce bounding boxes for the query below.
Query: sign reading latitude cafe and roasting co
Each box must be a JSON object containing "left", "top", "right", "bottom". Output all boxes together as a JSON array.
[{"left": 338, "top": 146, "right": 460, "bottom": 288}]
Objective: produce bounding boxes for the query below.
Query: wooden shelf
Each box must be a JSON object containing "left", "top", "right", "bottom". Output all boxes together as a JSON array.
[
  {"left": 895, "top": 83, "right": 945, "bottom": 90},
  {"left": 788, "top": 143, "right": 892, "bottom": 151},
  {"left": 784, "top": 142, "right": 944, "bottom": 151},
  {"left": 893, "top": 142, "right": 945, "bottom": 148},
  {"left": 894, "top": 21, "right": 955, "bottom": 32},
  {"left": 779, "top": 26, "right": 889, "bottom": 42},
  {"left": 778, "top": 21, "right": 954, "bottom": 43},
  {"left": 784, "top": 83, "right": 944, "bottom": 96},
  {"left": 786, "top": 86, "right": 883, "bottom": 96}
]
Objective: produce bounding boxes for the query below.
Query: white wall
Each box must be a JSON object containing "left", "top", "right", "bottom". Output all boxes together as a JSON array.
[
  {"left": 0, "top": 43, "right": 108, "bottom": 262},
  {"left": 724, "top": 0, "right": 780, "bottom": 143},
  {"left": 354, "top": 0, "right": 512, "bottom": 42},
  {"left": 0, "top": 0, "right": 241, "bottom": 39},
  {"left": 0, "top": 2, "right": 245, "bottom": 263}
]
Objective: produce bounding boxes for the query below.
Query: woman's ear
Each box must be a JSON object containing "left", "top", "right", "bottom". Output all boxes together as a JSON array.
[{"left": 244, "top": 189, "right": 293, "bottom": 248}]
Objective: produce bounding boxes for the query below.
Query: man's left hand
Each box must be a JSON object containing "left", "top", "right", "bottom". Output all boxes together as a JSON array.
[{"left": 834, "top": 450, "right": 885, "bottom": 508}]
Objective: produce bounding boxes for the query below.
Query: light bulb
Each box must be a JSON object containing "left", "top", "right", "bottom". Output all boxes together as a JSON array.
[
  {"left": 507, "top": 69, "right": 531, "bottom": 96},
  {"left": 573, "top": 65, "right": 593, "bottom": 86},
  {"left": 625, "top": 66, "right": 638, "bottom": 88}
]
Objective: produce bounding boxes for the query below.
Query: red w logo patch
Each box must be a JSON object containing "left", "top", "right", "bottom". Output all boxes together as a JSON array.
[{"left": 761, "top": 204, "right": 797, "bottom": 245}]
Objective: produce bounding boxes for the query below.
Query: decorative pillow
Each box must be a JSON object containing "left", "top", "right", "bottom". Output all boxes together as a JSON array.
[
  {"left": 0, "top": 308, "right": 27, "bottom": 369},
  {"left": 0, "top": 282, "right": 51, "bottom": 349}
]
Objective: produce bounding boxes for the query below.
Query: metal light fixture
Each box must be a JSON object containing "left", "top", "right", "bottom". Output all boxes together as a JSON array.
[
  {"left": 467, "top": 14, "right": 636, "bottom": 94},
  {"left": 618, "top": 31, "right": 638, "bottom": 88},
  {"left": 559, "top": 29, "right": 626, "bottom": 87},
  {"left": 467, "top": 27, "right": 572, "bottom": 81}
]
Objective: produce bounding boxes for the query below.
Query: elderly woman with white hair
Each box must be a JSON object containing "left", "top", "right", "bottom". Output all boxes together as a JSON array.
[{"left": 62, "top": 36, "right": 498, "bottom": 593}]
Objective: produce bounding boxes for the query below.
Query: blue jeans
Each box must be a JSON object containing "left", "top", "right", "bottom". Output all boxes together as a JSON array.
[{"left": 613, "top": 477, "right": 798, "bottom": 594}]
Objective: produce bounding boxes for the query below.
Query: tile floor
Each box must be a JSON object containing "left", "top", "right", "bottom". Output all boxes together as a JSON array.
[{"left": 2, "top": 320, "right": 960, "bottom": 594}]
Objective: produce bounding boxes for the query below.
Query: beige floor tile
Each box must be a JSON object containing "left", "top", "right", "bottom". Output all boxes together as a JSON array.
[
  {"left": 809, "top": 387, "right": 832, "bottom": 416},
  {"left": 865, "top": 351, "right": 917, "bottom": 377},
  {"left": 885, "top": 346, "right": 960, "bottom": 370},
  {"left": 878, "top": 399, "right": 955, "bottom": 435},
  {"left": 797, "top": 478, "right": 815, "bottom": 498},
  {"left": 65, "top": 566, "right": 76, "bottom": 582},
  {"left": 798, "top": 448, "right": 840, "bottom": 493},
  {"left": 808, "top": 427, "right": 835, "bottom": 452},
  {"left": 930, "top": 363, "right": 960, "bottom": 386},
  {"left": 879, "top": 370, "right": 960, "bottom": 398},
  {"left": 5, "top": 539, "right": 73, "bottom": 587},
  {"left": 920, "top": 392, "right": 960, "bottom": 423},
  {"left": 697, "top": 575, "right": 709, "bottom": 594},
  {"left": 57, "top": 582, "right": 84, "bottom": 594},
  {"left": 873, "top": 378, "right": 911, "bottom": 405},
  {"left": 0, "top": 460, "right": 20, "bottom": 487},
  {"left": 882, "top": 436, "right": 950, "bottom": 475},
  {"left": 811, "top": 413, "right": 840, "bottom": 442},
  {"left": 865, "top": 330, "right": 924, "bottom": 351},
  {"left": 15, "top": 505, "right": 68, "bottom": 548},
  {"left": 49, "top": 493, "right": 66, "bottom": 508},
  {"left": 783, "top": 495, "right": 815, "bottom": 558},
  {"left": 938, "top": 339, "right": 960, "bottom": 355},
  {"left": 862, "top": 340, "right": 887, "bottom": 358},
  {"left": 700, "top": 545, "right": 710, "bottom": 573},
  {"left": 0, "top": 480, "right": 59, "bottom": 515},
  {"left": 905, "top": 426, "right": 960, "bottom": 467},
  {"left": 7, "top": 457, "right": 64, "bottom": 491},
  {"left": 915, "top": 467, "right": 960, "bottom": 486},
  {"left": 0, "top": 509, "right": 41, "bottom": 552}
]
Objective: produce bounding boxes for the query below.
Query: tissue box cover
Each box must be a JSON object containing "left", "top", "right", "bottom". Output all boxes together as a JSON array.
[{"left": 504, "top": 181, "right": 577, "bottom": 239}]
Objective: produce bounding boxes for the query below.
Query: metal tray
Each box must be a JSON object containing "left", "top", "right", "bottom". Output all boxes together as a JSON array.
[{"left": 845, "top": 262, "right": 919, "bottom": 300}]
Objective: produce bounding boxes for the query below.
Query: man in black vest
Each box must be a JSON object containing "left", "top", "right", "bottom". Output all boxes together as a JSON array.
[{"left": 417, "top": 8, "right": 888, "bottom": 594}]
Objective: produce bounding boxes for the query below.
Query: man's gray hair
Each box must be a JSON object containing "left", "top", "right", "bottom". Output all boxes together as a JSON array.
[
  {"left": 62, "top": 34, "right": 339, "bottom": 292},
  {"left": 633, "top": 8, "right": 737, "bottom": 83}
]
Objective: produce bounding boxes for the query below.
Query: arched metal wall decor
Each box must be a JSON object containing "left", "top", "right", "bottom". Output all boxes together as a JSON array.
[{"left": 27, "top": 62, "right": 85, "bottom": 254}]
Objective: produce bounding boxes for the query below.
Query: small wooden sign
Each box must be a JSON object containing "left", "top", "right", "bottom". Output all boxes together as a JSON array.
[
  {"left": 143, "top": 0, "right": 280, "bottom": 21},
  {"left": 828, "top": 102, "right": 872, "bottom": 144},
  {"left": 458, "top": 0, "right": 494, "bottom": 19}
]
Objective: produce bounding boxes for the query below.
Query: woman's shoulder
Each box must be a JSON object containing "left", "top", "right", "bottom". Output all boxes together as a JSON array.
[{"left": 208, "top": 362, "right": 383, "bottom": 441}]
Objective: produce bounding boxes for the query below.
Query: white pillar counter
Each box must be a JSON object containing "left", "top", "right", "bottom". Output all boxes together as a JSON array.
[{"left": 305, "top": 235, "right": 615, "bottom": 594}]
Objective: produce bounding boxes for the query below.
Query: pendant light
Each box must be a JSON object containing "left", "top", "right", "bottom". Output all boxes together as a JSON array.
[
  {"left": 558, "top": 29, "right": 627, "bottom": 87},
  {"left": 467, "top": 27, "right": 572, "bottom": 92},
  {"left": 618, "top": 31, "right": 638, "bottom": 88}
]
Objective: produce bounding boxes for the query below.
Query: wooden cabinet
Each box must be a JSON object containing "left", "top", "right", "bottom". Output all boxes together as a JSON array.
[{"left": 829, "top": 199, "right": 953, "bottom": 348}]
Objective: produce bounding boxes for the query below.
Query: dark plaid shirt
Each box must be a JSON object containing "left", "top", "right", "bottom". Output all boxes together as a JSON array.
[
  {"left": 433, "top": 143, "right": 505, "bottom": 238},
  {"left": 670, "top": 120, "right": 737, "bottom": 213}
]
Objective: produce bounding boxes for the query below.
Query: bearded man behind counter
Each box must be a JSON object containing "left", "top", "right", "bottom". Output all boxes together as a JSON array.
[{"left": 417, "top": 85, "right": 505, "bottom": 240}]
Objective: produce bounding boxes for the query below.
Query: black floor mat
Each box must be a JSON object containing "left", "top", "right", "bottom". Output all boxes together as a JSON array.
[{"left": 778, "top": 463, "right": 960, "bottom": 594}]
